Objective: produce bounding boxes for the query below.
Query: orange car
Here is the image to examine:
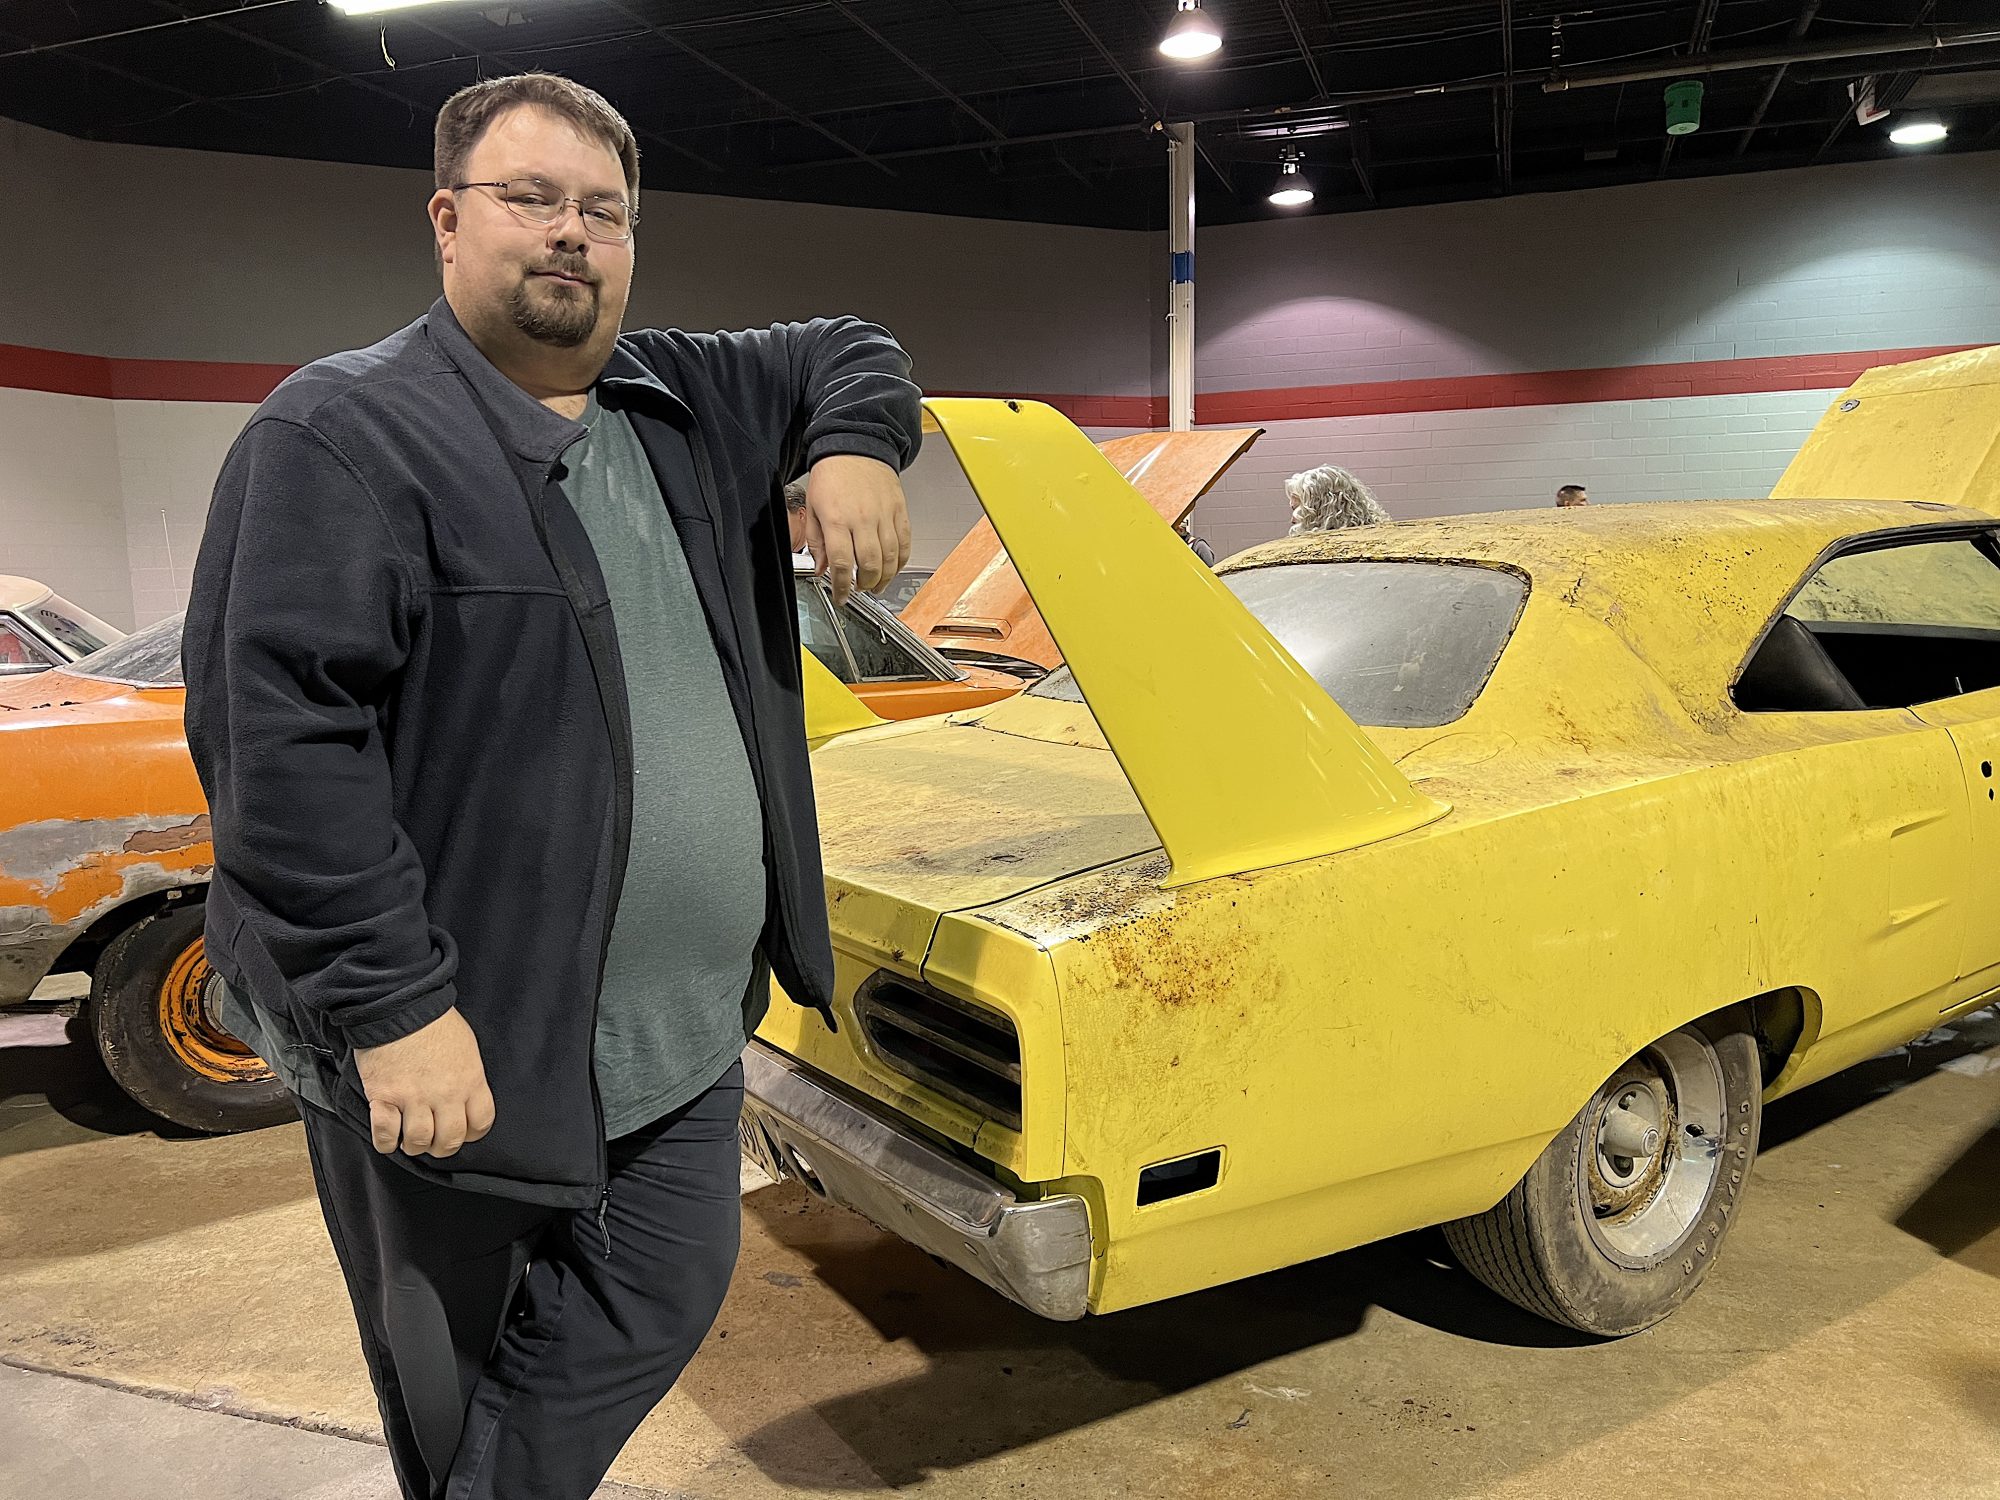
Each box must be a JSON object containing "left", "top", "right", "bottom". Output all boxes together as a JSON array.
[
  {"left": 795, "top": 560, "right": 1033, "bottom": 720},
  {"left": 0, "top": 568, "right": 1023, "bottom": 1131},
  {"left": 0, "top": 619, "right": 286, "bottom": 1132}
]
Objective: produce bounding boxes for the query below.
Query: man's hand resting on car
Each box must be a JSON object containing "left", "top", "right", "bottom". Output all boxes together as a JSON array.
[{"left": 354, "top": 1007, "right": 496, "bottom": 1158}]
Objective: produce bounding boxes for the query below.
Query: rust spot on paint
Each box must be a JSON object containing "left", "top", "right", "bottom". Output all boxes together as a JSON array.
[{"left": 121, "top": 815, "right": 211, "bottom": 855}]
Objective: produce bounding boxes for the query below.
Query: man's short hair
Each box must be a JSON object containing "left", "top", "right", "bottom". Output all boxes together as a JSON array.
[
  {"left": 1556, "top": 484, "right": 1588, "bottom": 499},
  {"left": 784, "top": 479, "right": 809, "bottom": 513},
  {"left": 435, "top": 72, "right": 641, "bottom": 202}
]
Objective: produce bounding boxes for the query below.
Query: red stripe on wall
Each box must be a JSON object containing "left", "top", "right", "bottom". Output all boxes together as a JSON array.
[
  {"left": 0, "top": 341, "right": 1978, "bottom": 420},
  {"left": 1194, "top": 346, "right": 1977, "bottom": 425},
  {"left": 0, "top": 342, "right": 300, "bottom": 403},
  {"left": 925, "top": 389, "right": 1162, "bottom": 427}
]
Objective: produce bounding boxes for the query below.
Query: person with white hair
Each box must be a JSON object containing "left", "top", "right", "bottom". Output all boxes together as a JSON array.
[{"left": 1285, "top": 465, "right": 1390, "bottom": 535}]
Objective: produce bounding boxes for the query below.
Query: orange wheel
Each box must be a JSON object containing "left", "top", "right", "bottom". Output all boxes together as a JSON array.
[
  {"left": 90, "top": 898, "right": 296, "bottom": 1133},
  {"left": 155, "top": 936, "right": 271, "bottom": 1085}
]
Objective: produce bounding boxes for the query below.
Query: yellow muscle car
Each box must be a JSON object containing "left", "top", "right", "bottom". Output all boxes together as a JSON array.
[{"left": 745, "top": 350, "right": 2000, "bottom": 1336}]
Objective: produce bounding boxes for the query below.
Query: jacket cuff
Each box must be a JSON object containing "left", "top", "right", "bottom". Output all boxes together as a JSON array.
[
  {"left": 806, "top": 435, "right": 905, "bottom": 472},
  {"left": 338, "top": 981, "right": 460, "bottom": 1051}
]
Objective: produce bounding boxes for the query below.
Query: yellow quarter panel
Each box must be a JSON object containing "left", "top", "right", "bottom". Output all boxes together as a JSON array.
[{"left": 974, "top": 716, "right": 1971, "bottom": 1312}]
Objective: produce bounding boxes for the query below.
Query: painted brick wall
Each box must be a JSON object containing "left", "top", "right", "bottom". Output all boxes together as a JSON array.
[
  {"left": 7, "top": 111, "right": 2000, "bottom": 622},
  {"left": 0, "top": 118, "right": 1152, "bottom": 393},
  {"left": 0, "top": 115, "right": 1153, "bottom": 625},
  {"left": 0, "top": 390, "right": 133, "bottom": 626},
  {"left": 111, "top": 401, "right": 260, "bottom": 626},
  {"left": 1195, "top": 152, "right": 2000, "bottom": 390}
]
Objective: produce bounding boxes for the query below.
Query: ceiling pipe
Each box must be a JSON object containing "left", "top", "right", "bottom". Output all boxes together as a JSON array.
[
  {"left": 1543, "top": 22, "right": 2000, "bottom": 92},
  {"left": 1734, "top": 0, "right": 1821, "bottom": 159},
  {"left": 1789, "top": 41, "right": 2000, "bottom": 84}
]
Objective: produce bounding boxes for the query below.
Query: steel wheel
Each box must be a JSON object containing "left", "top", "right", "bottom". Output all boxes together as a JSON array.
[
  {"left": 1581, "top": 1029, "right": 1728, "bottom": 1269},
  {"left": 1443, "top": 1019, "right": 1761, "bottom": 1336},
  {"left": 90, "top": 899, "right": 296, "bottom": 1133}
]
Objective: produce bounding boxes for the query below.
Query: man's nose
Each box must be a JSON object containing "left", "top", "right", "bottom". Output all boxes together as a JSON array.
[{"left": 547, "top": 206, "right": 590, "bottom": 254}]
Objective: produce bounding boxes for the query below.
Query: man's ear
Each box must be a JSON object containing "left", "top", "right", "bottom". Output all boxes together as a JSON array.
[{"left": 428, "top": 189, "right": 458, "bottom": 266}]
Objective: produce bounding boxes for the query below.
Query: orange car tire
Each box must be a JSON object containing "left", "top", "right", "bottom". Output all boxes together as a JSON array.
[{"left": 88, "top": 899, "right": 296, "bottom": 1134}]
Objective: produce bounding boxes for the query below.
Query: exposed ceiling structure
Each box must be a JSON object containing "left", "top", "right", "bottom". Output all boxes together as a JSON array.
[{"left": 5, "top": 1, "right": 1999, "bottom": 228}]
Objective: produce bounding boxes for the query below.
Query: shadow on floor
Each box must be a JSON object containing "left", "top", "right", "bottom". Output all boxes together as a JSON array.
[
  {"left": 1896, "top": 1124, "right": 2000, "bottom": 1277},
  {"left": 0, "top": 1006, "right": 312, "bottom": 1260},
  {"left": 735, "top": 1198, "right": 1592, "bottom": 1490},
  {"left": 0, "top": 1008, "right": 204, "bottom": 1151}
]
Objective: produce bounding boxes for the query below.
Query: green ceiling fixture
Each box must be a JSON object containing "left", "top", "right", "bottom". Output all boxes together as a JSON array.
[{"left": 1664, "top": 80, "right": 1704, "bottom": 137}]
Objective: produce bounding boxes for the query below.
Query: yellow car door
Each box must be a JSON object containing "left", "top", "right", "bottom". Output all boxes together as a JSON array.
[
  {"left": 1917, "top": 686, "right": 2000, "bottom": 994},
  {"left": 1754, "top": 528, "right": 2000, "bottom": 1060},
  {"left": 1778, "top": 348, "right": 2000, "bottom": 1006}
]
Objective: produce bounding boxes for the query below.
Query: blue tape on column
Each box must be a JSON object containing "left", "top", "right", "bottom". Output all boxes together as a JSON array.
[{"left": 1170, "top": 251, "right": 1195, "bottom": 284}]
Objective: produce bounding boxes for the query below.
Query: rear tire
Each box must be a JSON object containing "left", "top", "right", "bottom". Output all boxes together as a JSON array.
[
  {"left": 1443, "top": 1021, "right": 1760, "bottom": 1336},
  {"left": 88, "top": 900, "right": 296, "bottom": 1134}
]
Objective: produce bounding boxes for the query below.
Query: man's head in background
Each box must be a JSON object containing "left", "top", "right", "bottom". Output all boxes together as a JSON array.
[
  {"left": 785, "top": 478, "right": 811, "bottom": 554},
  {"left": 1285, "top": 466, "right": 1390, "bottom": 536},
  {"left": 1556, "top": 484, "right": 1590, "bottom": 508}
]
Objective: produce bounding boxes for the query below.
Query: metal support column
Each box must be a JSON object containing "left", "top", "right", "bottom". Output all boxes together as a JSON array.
[{"left": 1167, "top": 121, "right": 1196, "bottom": 433}]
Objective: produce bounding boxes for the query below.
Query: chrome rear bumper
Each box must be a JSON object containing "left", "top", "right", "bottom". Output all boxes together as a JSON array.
[{"left": 740, "top": 1042, "right": 1092, "bottom": 1320}]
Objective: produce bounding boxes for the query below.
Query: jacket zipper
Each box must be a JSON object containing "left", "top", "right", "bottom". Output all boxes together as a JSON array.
[{"left": 534, "top": 441, "right": 617, "bottom": 1238}]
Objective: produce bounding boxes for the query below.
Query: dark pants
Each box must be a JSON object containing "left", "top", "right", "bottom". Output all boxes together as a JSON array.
[{"left": 299, "top": 1059, "right": 746, "bottom": 1500}]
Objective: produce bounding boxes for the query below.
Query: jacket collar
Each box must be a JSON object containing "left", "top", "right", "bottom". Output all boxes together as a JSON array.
[{"left": 423, "top": 295, "right": 693, "bottom": 462}]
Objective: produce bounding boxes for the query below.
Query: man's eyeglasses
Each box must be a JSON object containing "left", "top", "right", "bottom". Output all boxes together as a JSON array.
[{"left": 450, "top": 177, "right": 637, "bottom": 243}]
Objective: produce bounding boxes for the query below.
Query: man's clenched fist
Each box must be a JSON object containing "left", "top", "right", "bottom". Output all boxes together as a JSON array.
[{"left": 354, "top": 1007, "right": 496, "bottom": 1158}]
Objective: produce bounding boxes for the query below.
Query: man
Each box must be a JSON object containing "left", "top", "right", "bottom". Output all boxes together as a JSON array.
[
  {"left": 182, "top": 73, "right": 920, "bottom": 1500},
  {"left": 1176, "top": 515, "right": 1217, "bottom": 566},
  {"left": 1286, "top": 464, "right": 1389, "bottom": 534},
  {"left": 786, "top": 476, "right": 812, "bottom": 556},
  {"left": 1556, "top": 483, "right": 1590, "bottom": 508}
]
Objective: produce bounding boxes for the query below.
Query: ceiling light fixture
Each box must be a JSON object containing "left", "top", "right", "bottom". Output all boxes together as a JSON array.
[
  {"left": 1268, "top": 149, "right": 1314, "bottom": 207},
  {"left": 1888, "top": 117, "right": 1949, "bottom": 147},
  {"left": 1159, "top": 0, "right": 1223, "bottom": 61},
  {"left": 327, "top": 0, "right": 474, "bottom": 16}
]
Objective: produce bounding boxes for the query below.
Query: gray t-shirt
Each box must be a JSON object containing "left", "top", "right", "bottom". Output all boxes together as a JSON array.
[{"left": 562, "top": 391, "right": 768, "bottom": 1137}]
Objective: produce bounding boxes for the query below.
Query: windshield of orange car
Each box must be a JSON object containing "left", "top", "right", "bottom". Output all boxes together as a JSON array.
[
  {"left": 1027, "top": 560, "right": 1528, "bottom": 728},
  {"left": 70, "top": 612, "right": 185, "bottom": 689},
  {"left": 28, "top": 594, "right": 120, "bottom": 657}
]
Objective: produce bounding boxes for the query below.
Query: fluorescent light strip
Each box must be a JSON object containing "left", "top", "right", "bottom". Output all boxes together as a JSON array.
[{"left": 328, "top": 0, "right": 471, "bottom": 16}]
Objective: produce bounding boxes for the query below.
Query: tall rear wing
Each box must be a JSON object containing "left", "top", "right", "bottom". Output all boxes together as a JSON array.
[
  {"left": 923, "top": 398, "right": 1446, "bottom": 889},
  {"left": 1773, "top": 345, "right": 2000, "bottom": 515}
]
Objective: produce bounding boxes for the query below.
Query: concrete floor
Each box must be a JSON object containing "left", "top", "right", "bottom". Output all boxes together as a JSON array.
[{"left": 4, "top": 996, "right": 1999, "bottom": 1500}]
